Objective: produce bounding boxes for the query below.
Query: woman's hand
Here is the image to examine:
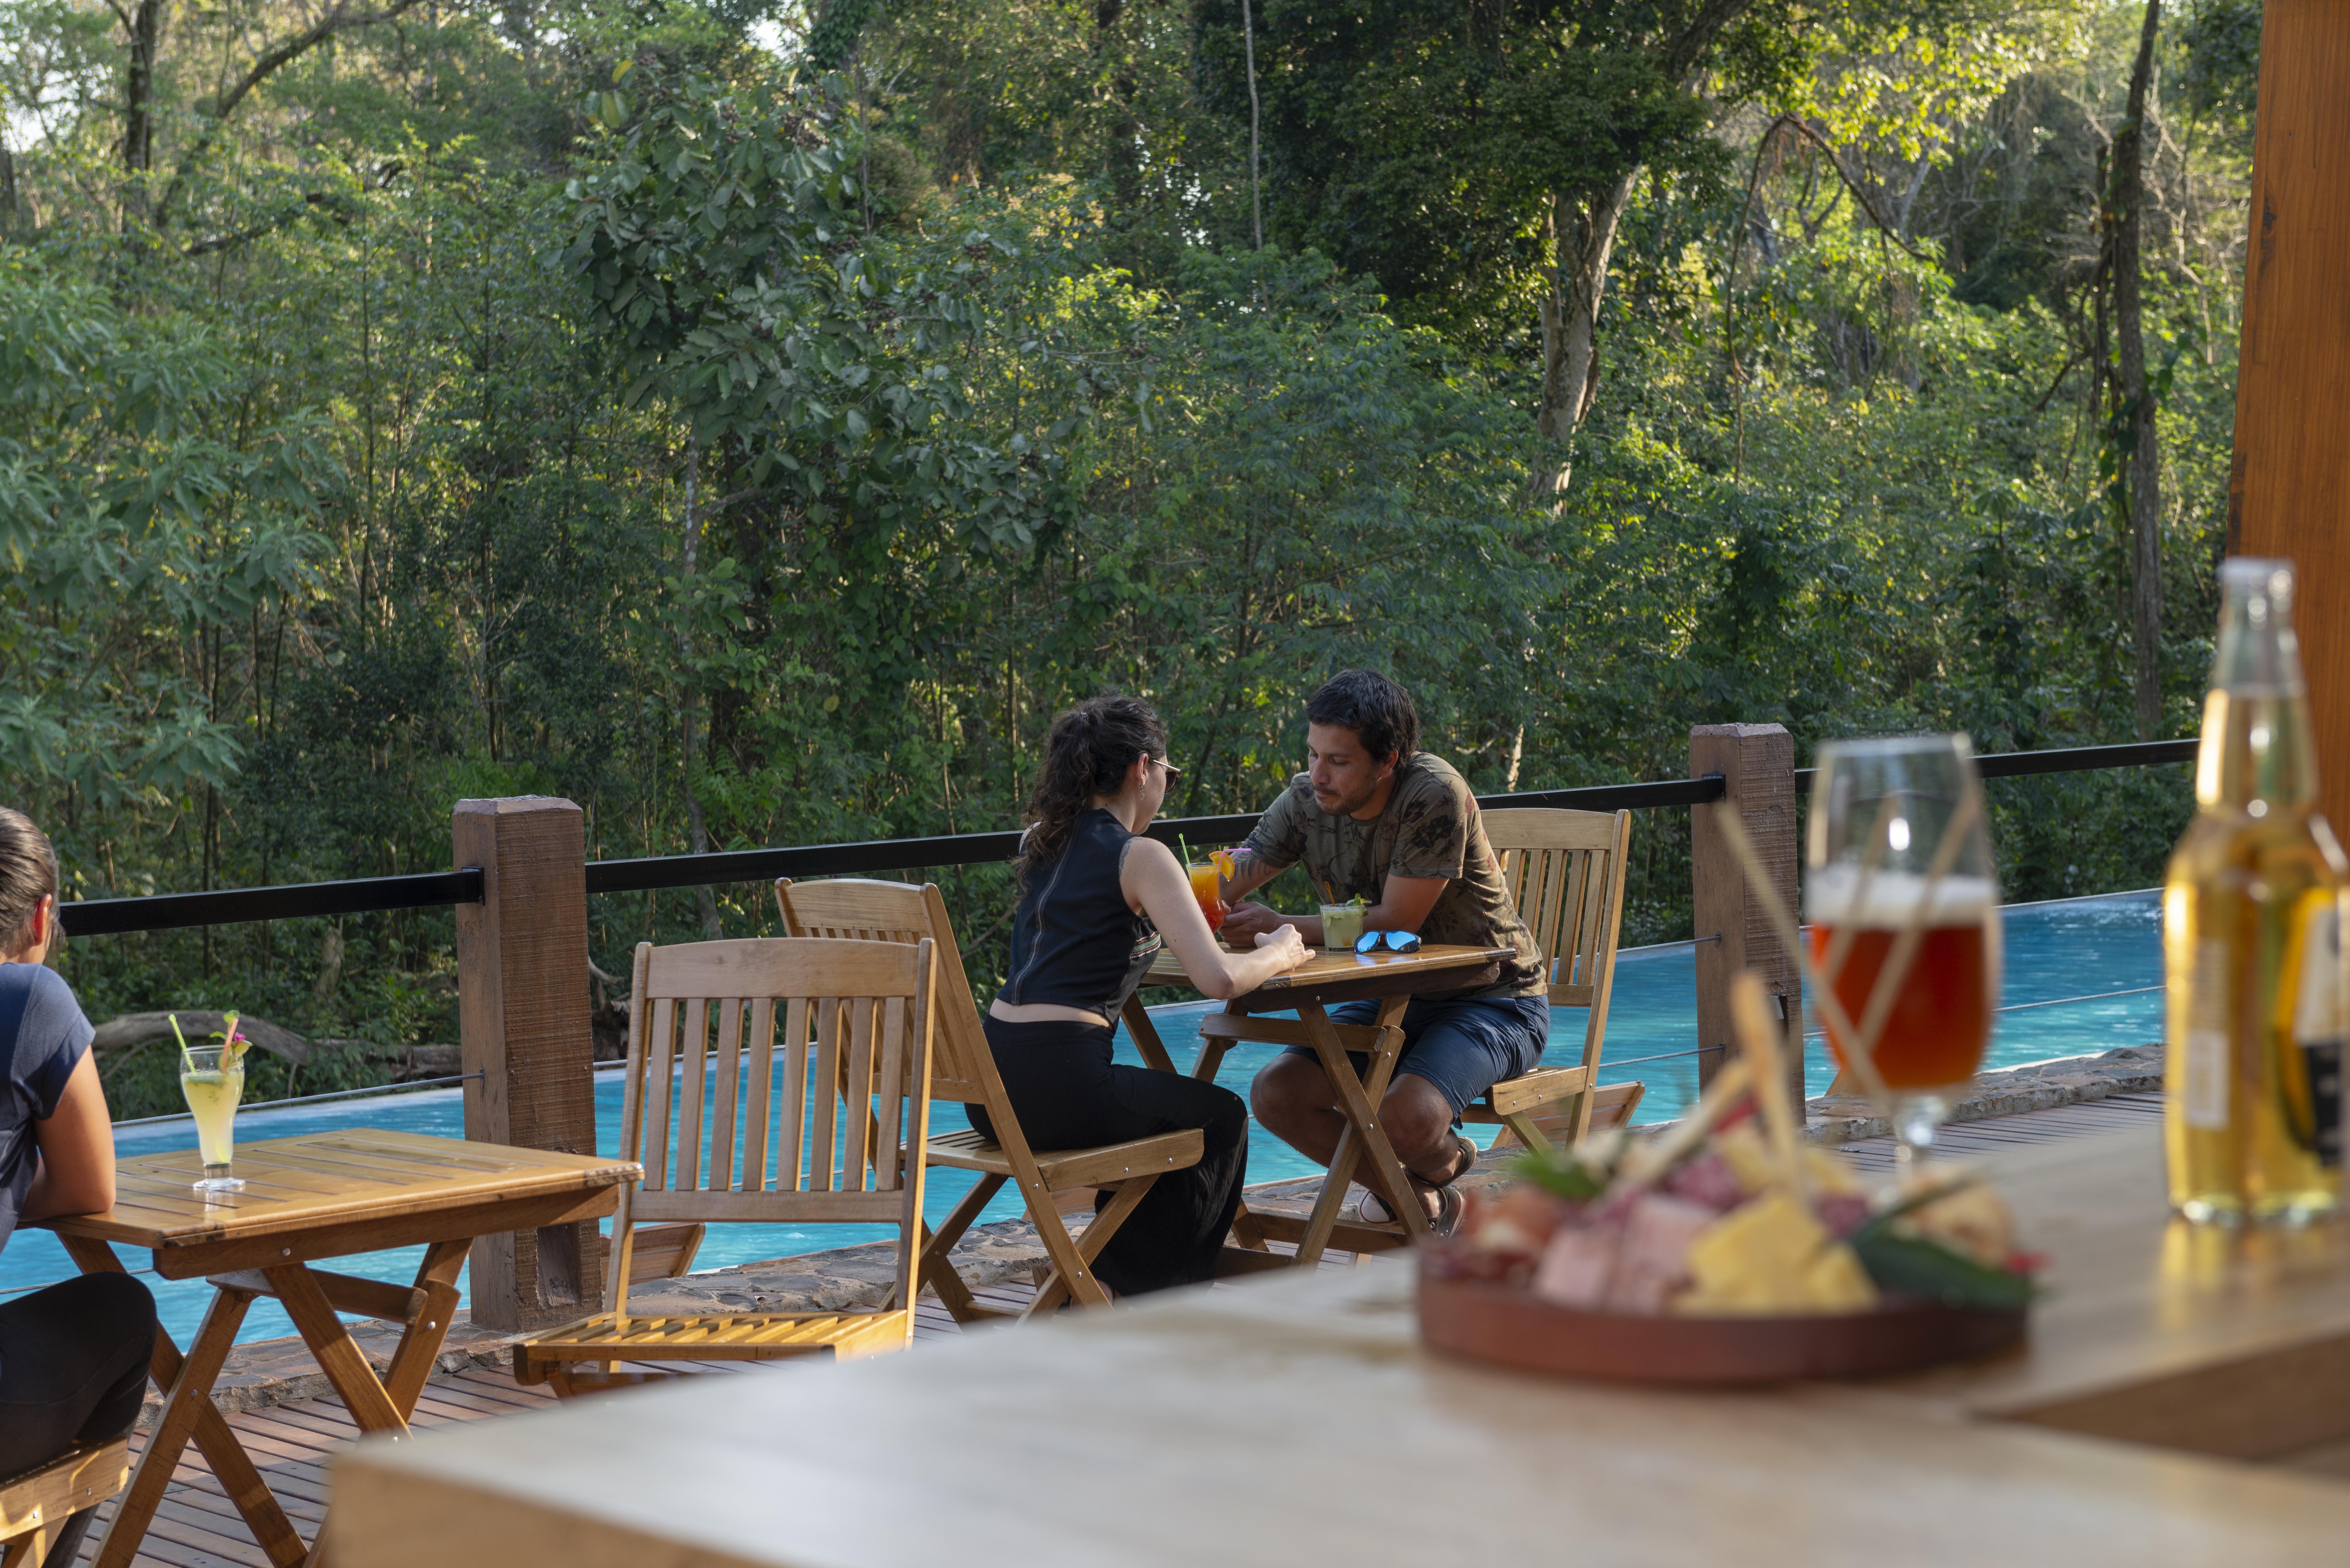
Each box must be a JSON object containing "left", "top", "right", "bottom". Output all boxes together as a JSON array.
[{"left": 1253, "top": 924, "right": 1311, "bottom": 970}]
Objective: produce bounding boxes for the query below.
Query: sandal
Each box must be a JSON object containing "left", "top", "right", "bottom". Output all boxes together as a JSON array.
[{"left": 1355, "top": 1182, "right": 1465, "bottom": 1237}]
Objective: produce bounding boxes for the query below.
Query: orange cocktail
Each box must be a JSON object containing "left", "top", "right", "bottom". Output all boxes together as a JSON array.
[{"left": 1187, "top": 862, "right": 1228, "bottom": 932}]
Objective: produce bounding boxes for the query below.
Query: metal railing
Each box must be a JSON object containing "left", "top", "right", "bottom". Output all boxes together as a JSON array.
[{"left": 56, "top": 737, "right": 2200, "bottom": 939}]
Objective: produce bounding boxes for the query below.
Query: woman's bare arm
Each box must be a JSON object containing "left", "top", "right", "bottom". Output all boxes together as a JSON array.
[
  {"left": 1125, "top": 839, "right": 1310, "bottom": 999},
  {"left": 24, "top": 1050, "right": 117, "bottom": 1221}
]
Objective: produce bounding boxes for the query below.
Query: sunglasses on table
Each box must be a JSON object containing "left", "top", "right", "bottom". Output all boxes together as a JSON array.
[{"left": 1354, "top": 930, "right": 1423, "bottom": 955}]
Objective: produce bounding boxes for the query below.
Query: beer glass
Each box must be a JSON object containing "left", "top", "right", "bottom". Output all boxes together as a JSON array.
[{"left": 1805, "top": 735, "right": 2002, "bottom": 1165}]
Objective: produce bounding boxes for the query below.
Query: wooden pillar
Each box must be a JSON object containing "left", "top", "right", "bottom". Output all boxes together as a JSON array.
[
  {"left": 2229, "top": 0, "right": 2350, "bottom": 834},
  {"left": 1689, "top": 724, "right": 1805, "bottom": 1113},
  {"left": 455, "top": 796, "right": 601, "bottom": 1331}
]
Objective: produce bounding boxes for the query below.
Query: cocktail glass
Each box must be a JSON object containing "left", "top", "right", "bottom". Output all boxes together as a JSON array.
[
  {"left": 180, "top": 1043, "right": 247, "bottom": 1191},
  {"left": 1186, "top": 862, "right": 1230, "bottom": 934},
  {"left": 1320, "top": 903, "right": 1368, "bottom": 954},
  {"left": 1805, "top": 735, "right": 2002, "bottom": 1167}
]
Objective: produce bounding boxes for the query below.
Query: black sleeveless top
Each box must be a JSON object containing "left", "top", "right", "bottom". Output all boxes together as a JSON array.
[{"left": 1003, "top": 809, "right": 1163, "bottom": 1021}]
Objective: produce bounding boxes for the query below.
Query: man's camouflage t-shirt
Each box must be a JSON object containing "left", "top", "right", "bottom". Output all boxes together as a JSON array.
[{"left": 1240, "top": 752, "right": 1544, "bottom": 1001}]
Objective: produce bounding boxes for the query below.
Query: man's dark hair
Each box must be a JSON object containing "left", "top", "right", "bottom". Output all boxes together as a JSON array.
[{"left": 1306, "top": 670, "right": 1419, "bottom": 764}]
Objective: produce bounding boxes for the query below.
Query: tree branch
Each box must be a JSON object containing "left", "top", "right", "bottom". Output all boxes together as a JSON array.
[{"left": 152, "top": 0, "right": 428, "bottom": 227}]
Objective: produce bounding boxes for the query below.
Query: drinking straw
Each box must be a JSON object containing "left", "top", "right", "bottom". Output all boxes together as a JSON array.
[
  {"left": 1710, "top": 811, "right": 1893, "bottom": 1112},
  {"left": 169, "top": 1013, "right": 194, "bottom": 1074},
  {"left": 1177, "top": 832, "right": 1194, "bottom": 869},
  {"left": 221, "top": 1012, "right": 247, "bottom": 1067},
  {"left": 1731, "top": 971, "right": 1807, "bottom": 1199},
  {"left": 1618, "top": 1056, "right": 1756, "bottom": 1190}
]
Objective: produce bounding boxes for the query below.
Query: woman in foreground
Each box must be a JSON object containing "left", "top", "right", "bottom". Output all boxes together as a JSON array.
[
  {"left": 0, "top": 808, "right": 156, "bottom": 1566},
  {"left": 979, "top": 696, "right": 1311, "bottom": 1297}
]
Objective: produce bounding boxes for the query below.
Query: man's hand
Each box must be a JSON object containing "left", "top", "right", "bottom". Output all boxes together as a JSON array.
[{"left": 1219, "top": 901, "right": 1292, "bottom": 942}]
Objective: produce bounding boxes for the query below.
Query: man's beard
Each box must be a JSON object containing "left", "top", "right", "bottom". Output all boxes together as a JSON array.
[{"left": 1314, "top": 778, "right": 1379, "bottom": 817}]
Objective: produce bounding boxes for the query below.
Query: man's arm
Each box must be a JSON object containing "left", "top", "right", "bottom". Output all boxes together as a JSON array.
[{"left": 1224, "top": 872, "right": 1448, "bottom": 944}]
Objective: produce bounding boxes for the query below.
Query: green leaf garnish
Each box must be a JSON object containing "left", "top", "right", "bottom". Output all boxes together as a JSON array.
[
  {"left": 1508, "top": 1150, "right": 1608, "bottom": 1203},
  {"left": 1852, "top": 1231, "right": 2036, "bottom": 1310}
]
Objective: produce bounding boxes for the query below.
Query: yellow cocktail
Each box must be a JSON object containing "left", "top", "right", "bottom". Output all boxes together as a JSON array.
[{"left": 180, "top": 1043, "right": 246, "bottom": 1191}]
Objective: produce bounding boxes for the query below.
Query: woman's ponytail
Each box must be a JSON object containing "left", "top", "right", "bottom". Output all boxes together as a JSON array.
[{"left": 1017, "top": 696, "right": 1168, "bottom": 885}]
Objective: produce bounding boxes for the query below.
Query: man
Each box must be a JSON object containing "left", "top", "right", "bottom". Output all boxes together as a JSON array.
[{"left": 1219, "top": 670, "right": 1547, "bottom": 1230}]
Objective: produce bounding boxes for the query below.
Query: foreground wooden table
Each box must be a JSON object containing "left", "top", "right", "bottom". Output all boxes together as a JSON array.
[
  {"left": 331, "top": 1122, "right": 2350, "bottom": 1566},
  {"left": 41, "top": 1129, "right": 637, "bottom": 1568},
  {"left": 1123, "top": 943, "right": 1508, "bottom": 1266}
]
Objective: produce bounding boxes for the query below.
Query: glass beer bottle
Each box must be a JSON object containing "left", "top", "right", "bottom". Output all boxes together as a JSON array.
[{"left": 2165, "top": 558, "right": 2350, "bottom": 1224}]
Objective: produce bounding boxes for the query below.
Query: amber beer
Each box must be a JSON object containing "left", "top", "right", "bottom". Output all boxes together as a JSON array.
[{"left": 1805, "top": 867, "right": 1997, "bottom": 1090}]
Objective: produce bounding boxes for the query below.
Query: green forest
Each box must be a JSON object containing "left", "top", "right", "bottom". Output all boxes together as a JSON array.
[{"left": 0, "top": 0, "right": 2256, "bottom": 1112}]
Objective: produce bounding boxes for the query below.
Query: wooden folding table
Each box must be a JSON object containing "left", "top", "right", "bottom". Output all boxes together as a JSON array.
[
  {"left": 38, "top": 1128, "right": 637, "bottom": 1568},
  {"left": 1120, "top": 943, "right": 1508, "bottom": 1268}
]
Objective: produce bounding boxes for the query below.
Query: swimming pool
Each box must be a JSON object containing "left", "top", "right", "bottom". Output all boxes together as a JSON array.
[{"left": 1, "top": 889, "right": 2163, "bottom": 1345}]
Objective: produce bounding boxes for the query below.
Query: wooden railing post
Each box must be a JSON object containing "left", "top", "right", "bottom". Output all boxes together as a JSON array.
[
  {"left": 1689, "top": 725, "right": 1806, "bottom": 1115},
  {"left": 454, "top": 796, "right": 601, "bottom": 1331},
  {"left": 2228, "top": 0, "right": 2350, "bottom": 841}
]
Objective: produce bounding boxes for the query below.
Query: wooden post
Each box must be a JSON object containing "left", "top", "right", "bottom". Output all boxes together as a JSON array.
[
  {"left": 455, "top": 797, "right": 600, "bottom": 1332},
  {"left": 2228, "top": 0, "right": 2350, "bottom": 837},
  {"left": 1689, "top": 724, "right": 1806, "bottom": 1114}
]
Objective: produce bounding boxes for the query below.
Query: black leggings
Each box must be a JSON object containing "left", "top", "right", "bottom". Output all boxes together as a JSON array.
[
  {"left": 970, "top": 1016, "right": 1247, "bottom": 1297},
  {"left": 0, "top": 1270, "right": 156, "bottom": 1476}
]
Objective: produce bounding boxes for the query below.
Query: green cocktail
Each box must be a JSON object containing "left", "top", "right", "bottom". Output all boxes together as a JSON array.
[{"left": 1320, "top": 902, "right": 1368, "bottom": 954}]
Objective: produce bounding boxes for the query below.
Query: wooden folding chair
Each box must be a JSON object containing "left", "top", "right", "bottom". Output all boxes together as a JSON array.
[
  {"left": 777, "top": 878, "right": 1204, "bottom": 1321},
  {"left": 513, "top": 936, "right": 936, "bottom": 1395},
  {"left": 1472, "top": 807, "right": 1642, "bottom": 1153},
  {"left": 0, "top": 1440, "right": 128, "bottom": 1568}
]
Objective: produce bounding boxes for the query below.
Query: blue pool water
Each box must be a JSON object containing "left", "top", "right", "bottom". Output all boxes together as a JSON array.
[{"left": 1, "top": 889, "right": 2163, "bottom": 1345}]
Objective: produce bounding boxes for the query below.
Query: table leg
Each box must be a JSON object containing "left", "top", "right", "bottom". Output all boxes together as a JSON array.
[
  {"left": 1119, "top": 993, "right": 1179, "bottom": 1075},
  {"left": 60, "top": 1238, "right": 308, "bottom": 1568},
  {"left": 380, "top": 1239, "right": 470, "bottom": 1416},
  {"left": 266, "top": 1264, "right": 410, "bottom": 1436},
  {"left": 1289, "top": 999, "right": 1426, "bottom": 1268}
]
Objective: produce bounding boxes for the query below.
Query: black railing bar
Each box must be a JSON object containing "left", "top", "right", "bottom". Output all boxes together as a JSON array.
[
  {"left": 54, "top": 737, "right": 2200, "bottom": 934},
  {"left": 62, "top": 869, "right": 485, "bottom": 940},
  {"left": 108, "top": 1070, "right": 487, "bottom": 1127},
  {"left": 1791, "top": 737, "right": 2198, "bottom": 795}
]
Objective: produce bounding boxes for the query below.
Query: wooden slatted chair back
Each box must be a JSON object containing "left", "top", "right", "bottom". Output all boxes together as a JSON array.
[
  {"left": 1483, "top": 808, "right": 1632, "bottom": 1078},
  {"left": 606, "top": 936, "right": 936, "bottom": 1315},
  {"left": 774, "top": 879, "right": 989, "bottom": 1105}
]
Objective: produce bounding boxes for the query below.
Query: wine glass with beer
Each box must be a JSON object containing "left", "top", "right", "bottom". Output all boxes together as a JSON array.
[{"left": 1805, "top": 735, "right": 2002, "bottom": 1165}]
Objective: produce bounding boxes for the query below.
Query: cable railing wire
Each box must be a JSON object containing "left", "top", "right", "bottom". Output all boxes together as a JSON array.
[{"left": 108, "top": 1071, "right": 487, "bottom": 1127}]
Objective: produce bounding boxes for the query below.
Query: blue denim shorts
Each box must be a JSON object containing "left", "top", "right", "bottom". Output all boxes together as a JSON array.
[{"left": 1279, "top": 994, "right": 1550, "bottom": 1119}]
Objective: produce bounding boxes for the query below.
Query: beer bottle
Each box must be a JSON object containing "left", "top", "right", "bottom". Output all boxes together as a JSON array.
[{"left": 2165, "top": 558, "right": 2349, "bottom": 1223}]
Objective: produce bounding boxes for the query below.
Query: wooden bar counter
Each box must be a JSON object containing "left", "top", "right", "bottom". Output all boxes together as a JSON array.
[{"left": 329, "top": 1125, "right": 2350, "bottom": 1566}]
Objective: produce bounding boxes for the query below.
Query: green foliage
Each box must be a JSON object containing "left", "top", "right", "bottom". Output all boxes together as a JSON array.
[{"left": 0, "top": 0, "right": 2246, "bottom": 1076}]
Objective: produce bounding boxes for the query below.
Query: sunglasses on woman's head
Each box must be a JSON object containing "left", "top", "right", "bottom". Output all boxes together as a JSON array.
[{"left": 1355, "top": 930, "right": 1422, "bottom": 955}]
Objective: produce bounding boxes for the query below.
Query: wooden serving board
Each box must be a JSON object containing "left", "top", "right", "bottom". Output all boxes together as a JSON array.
[{"left": 1418, "top": 1265, "right": 2026, "bottom": 1384}]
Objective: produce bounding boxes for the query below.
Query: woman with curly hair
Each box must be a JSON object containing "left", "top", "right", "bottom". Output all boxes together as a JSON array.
[{"left": 978, "top": 695, "right": 1309, "bottom": 1297}]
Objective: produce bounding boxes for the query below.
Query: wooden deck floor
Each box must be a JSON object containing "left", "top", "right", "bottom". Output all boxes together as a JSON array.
[{"left": 72, "top": 1093, "right": 2167, "bottom": 1567}]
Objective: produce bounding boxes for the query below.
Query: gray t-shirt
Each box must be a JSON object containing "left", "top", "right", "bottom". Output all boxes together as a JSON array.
[
  {"left": 1241, "top": 752, "right": 1544, "bottom": 1000},
  {"left": 0, "top": 963, "right": 95, "bottom": 1258}
]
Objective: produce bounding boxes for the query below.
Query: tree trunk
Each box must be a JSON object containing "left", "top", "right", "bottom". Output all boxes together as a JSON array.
[
  {"left": 676, "top": 438, "right": 723, "bottom": 938},
  {"left": 121, "top": 0, "right": 166, "bottom": 207},
  {"left": 2114, "top": 0, "right": 2164, "bottom": 741},
  {"left": 1534, "top": 170, "right": 1640, "bottom": 498}
]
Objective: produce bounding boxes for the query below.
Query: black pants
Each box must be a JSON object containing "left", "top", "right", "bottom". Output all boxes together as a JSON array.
[
  {"left": 970, "top": 1016, "right": 1247, "bottom": 1297},
  {"left": 0, "top": 1270, "right": 155, "bottom": 1564}
]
